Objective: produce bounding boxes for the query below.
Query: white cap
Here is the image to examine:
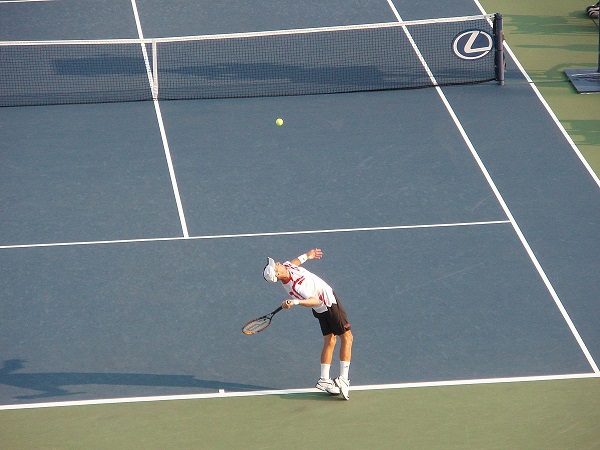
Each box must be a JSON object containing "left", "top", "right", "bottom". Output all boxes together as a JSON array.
[{"left": 263, "top": 257, "right": 278, "bottom": 283}]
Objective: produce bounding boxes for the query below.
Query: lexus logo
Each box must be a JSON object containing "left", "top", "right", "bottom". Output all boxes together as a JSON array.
[{"left": 452, "top": 30, "right": 493, "bottom": 60}]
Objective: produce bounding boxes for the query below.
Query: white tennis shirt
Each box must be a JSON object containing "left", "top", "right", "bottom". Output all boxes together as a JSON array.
[{"left": 281, "top": 261, "right": 336, "bottom": 314}]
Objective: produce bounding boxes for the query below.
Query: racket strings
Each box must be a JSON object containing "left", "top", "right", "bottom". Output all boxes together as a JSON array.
[{"left": 242, "top": 317, "right": 271, "bottom": 334}]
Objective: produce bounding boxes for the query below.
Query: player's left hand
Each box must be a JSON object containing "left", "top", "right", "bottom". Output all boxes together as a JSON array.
[{"left": 307, "top": 248, "right": 322, "bottom": 260}]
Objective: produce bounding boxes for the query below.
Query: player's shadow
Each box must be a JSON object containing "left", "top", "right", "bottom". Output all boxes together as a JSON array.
[
  {"left": 277, "top": 392, "right": 345, "bottom": 402},
  {"left": 0, "top": 359, "right": 271, "bottom": 400}
]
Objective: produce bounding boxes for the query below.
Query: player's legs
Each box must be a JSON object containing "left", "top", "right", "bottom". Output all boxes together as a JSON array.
[
  {"left": 314, "top": 298, "right": 352, "bottom": 398},
  {"left": 335, "top": 330, "right": 353, "bottom": 400},
  {"left": 315, "top": 333, "right": 341, "bottom": 394},
  {"left": 339, "top": 329, "right": 353, "bottom": 362},
  {"left": 321, "top": 333, "right": 337, "bottom": 364}
]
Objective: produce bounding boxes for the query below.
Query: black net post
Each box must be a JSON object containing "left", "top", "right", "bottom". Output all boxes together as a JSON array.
[{"left": 494, "top": 13, "right": 504, "bottom": 85}]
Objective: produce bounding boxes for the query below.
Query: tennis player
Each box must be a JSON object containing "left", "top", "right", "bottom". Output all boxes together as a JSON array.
[{"left": 263, "top": 248, "right": 353, "bottom": 400}]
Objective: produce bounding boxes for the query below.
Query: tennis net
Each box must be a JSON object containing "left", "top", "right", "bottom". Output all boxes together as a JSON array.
[{"left": 0, "top": 14, "right": 503, "bottom": 107}]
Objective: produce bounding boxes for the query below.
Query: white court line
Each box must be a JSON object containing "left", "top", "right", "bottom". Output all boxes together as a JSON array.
[
  {"left": 130, "top": 0, "right": 189, "bottom": 238},
  {"left": 0, "top": 0, "right": 57, "bottom": 3},
  {"left": 472, "top": 0, "right": 600, "bottom": 189},
  {"left": 387, "top": 0, "right": 599, "bottom": 374},
  {"left": 0, "top": 220, "right": 510, "bottom": 250},
  {"left": 0, "top": 372, "right": 597, "bottom": 411},
  {"left": 0, "top": 16, "right": 494, "bottom": 45}
]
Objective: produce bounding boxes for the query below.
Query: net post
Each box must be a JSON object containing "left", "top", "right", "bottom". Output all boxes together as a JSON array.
[
  {"left": 152, "top": 39, "right": 158, "bottom": 100},
  {"left": 493, "top": 13, "right": 505, "bottom": 86}
]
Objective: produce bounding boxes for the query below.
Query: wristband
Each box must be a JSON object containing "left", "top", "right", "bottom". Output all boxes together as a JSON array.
[
  {"left": 298, "top": 254, "right": 308, "bottom": 264},
  {"left": 293, "top": 300, "right": 300, "bottom": 305}
]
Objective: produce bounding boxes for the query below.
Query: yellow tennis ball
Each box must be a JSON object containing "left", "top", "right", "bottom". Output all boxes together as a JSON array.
[{"left": 276, "top": 118, "right": 284, "bottom": 126}]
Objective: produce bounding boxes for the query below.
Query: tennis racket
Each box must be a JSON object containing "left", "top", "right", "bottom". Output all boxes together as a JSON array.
[{"left": 242, "top": 306, "right": 283, "bottom": 335}]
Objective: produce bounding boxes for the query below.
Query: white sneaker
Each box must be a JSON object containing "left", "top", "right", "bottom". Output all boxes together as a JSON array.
[
  {"left": 334, "top": 375, "right": 350, "bottom": 400},
  {"left": 315, "top": 378, "right": 341, "bottom": 395}
]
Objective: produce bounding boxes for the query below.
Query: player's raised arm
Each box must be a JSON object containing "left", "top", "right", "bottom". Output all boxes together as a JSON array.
[{"left": 291, "top": 248, "right": 323, "bottom": 266}]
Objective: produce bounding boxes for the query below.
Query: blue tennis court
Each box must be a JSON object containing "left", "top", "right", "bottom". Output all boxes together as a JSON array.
[{"left": 0, "top": 0, "right": 598, "bottom": 408}]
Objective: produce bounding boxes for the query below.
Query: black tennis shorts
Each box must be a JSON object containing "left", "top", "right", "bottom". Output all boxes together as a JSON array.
[{"left": 312, "top": 292, "right": 351, "bottom": 336}]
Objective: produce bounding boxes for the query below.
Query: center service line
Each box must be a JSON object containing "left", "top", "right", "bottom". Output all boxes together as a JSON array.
[{"left": 130, "top": 0, "right": 189, "bottom": 238}]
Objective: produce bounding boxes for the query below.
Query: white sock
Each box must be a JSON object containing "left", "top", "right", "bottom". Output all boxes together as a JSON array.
[
  {"left": 340, "top": 361, "right": 350, "bottom": 379},
  {"left": 320, "top": 364, "right": 331, "bottom": 380}
]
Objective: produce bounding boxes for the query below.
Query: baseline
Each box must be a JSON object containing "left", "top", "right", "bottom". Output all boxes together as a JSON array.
[{"left": 1, "top": 372, "right": 597, "bottom": 411}]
